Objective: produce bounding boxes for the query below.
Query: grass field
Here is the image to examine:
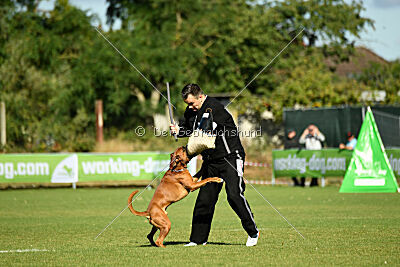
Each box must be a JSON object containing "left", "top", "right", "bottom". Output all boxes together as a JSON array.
[{"left": 0, "top": 186, "right": 399, "bottom": 266}]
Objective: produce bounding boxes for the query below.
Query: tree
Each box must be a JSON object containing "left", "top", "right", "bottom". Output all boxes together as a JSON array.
[
  {"left": 0, "top": 0, "right": 97, "bottom": 151},
  {"left": 0, "top": 0, "right": 382, "bottom": 151},
  {"left": 104, "top": 0, "right": 373, "bottom": 107},
  {"left": 357, "top": 60, "right": 400, "bottom": 104},
  {"left": 270, "top": 56, "right": 369, "bottom": 119}
]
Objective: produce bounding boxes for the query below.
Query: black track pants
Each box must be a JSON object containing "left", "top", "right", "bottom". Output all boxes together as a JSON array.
[{"left": 189, "top": 156, "right": 258, "bottom": 244}]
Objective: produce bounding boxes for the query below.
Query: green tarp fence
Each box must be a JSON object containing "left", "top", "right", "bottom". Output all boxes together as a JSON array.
[
  {"left": 283, "top": 106, "right": 400, "bottom": 148},
  {"left": 272, "top": 149, "right": 400, "bottom": 179},
  {"left": 0, "top": 152, "right": 197, "bottom": 183}
]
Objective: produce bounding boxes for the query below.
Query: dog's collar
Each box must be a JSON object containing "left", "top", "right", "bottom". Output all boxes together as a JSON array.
[{"left": 171, "top": 167, "right": 187, "bottom": 173}]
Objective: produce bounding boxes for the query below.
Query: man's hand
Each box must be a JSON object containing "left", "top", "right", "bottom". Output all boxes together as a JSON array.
[
  {"left": 170, "top": 123, "right": 179, "bottom": 135},
  {"left": 301, "top": 128, "right": 309, "bottom": 138}
]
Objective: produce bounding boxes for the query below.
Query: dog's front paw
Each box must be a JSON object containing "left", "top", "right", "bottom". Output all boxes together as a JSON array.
[{"left": 215, "top": 178, "right": 224, "bottom": 183}]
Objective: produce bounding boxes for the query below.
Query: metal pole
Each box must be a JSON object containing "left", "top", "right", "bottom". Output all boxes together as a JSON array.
[
  {"left": 95, "top": 100, "right": 103, "bottom": 144},
  {"left": 0, "top": 102, "right": 5, "bottom": 146}
]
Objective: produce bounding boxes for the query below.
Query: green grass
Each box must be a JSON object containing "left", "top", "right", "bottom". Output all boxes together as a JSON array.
[{"left": 0, "top": 186, "right": 399, "bottom": 266}]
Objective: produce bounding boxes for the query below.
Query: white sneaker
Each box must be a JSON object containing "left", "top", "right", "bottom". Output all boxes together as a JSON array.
[
  {"left": 246, "top": 232, "right": 260, "bottom": 247},
  {"left": 184, "top": 242, "right": 207, "bottom": 247}
]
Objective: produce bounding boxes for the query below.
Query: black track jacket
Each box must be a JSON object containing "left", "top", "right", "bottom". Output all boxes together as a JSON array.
[{"left": 178, "top": 96, "right": 245, "bottom": 160}]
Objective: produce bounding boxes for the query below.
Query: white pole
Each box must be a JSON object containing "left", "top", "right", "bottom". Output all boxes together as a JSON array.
[
  {"left": 361, "top": 106, "right": 365, "bottom": 121},
  {"left": 271, "top": 170, "right": 275, "bottom": 186}
]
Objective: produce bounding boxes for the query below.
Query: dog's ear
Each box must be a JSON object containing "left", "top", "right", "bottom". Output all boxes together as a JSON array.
[
  {"left": 169, "top": 152, "right": 175, "bottom": 169},
  {"left": 170, "top": 154, "right": 180, "bottom": 169}
]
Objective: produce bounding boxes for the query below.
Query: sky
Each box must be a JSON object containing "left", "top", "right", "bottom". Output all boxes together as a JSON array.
[
  {"left": 355, "top": 0, "right": 400, "bottom": 61},
  {"left": 38, "top": 0, "right": 400, "bottom": 61}
]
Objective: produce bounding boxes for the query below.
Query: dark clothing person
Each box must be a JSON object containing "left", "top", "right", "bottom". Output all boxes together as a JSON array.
[
  {"left": 178, "top": 96, "right": 258, "bottom": 244},
  {"left": 284, "top": 131, "right": 300, "bottom": 150},
  {"left": 284, "top": 130, "right": 304, "bottom": 186}
]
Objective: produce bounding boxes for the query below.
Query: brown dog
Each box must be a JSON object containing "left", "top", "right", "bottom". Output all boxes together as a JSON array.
[{"left": 128, "top": 146, "right": 223, "bottom": 248}]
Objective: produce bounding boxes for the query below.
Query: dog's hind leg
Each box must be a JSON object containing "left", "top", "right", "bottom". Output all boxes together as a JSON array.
[
  {"left": 147, "top": 226, "right": 157, "bottom": 247},
  {"left": 151, "top": 213, "right": 171, "bottom": 248}
]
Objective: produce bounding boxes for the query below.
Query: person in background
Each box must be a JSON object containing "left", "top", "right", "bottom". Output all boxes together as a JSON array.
[
  {"left": 339, "top": 132, "right": 357, "bottom": 150},
  {"left": 299, "top": 124, "right": 325, "bottom": 187},
  {"left": 284, "top": 129, "right": 303, "bottom": 186}
]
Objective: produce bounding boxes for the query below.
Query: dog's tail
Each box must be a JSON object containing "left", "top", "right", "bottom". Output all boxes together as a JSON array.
[{"left": 128, "top": 190, "right": 149, "bottom": 217}]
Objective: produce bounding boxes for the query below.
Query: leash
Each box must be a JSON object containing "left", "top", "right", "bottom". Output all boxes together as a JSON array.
[
  {"left": 224, "top": 158, "right": 306, "bottom": 240},
  {"left": 94, "top": 163, "right": 170, "bottom": 240}
]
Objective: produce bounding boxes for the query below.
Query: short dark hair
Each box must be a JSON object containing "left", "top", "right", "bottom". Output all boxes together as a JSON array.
[{"left": 181, "top": 84, "right": 203, "bottom": 100}]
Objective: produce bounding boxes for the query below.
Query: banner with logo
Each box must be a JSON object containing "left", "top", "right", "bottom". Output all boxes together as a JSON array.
[
  {"left": 79, "top": 153, "right": 173, "bottom": 182},
  {"left": 273, "top": 149, "right": 400, "bottom": 179},
  {"left": 387, "top": 150, "right": 400, "bottom": 178},
  {"left": 0, "top": 152, "right": 197, "bottom": 183},
  {"left": 0, "top": 154, "right": 77, "bottom": 183}
]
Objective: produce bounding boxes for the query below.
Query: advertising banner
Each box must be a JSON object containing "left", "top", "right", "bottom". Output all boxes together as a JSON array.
[
  {"left": 0, "top": 154, "right": 77, "bottom": 183},
  {"left": 78, "top": 152, "right": 188, "bottom": 181},
  {"left": 387, "top": 150, "right": 400, "bottom": 178},
  {"left": 273, "top": 149, "right": 400, "bottom": 179},
  {"left": 0, "top": 152, "right": 197, "bottom": 183}
]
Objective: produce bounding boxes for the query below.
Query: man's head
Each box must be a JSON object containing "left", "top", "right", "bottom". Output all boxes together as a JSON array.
[
  {"left": 181, "top": 83, "right": 206, "bottom": 111},
  {"left": 287, "top": 129, "right": 296, "bottom": 139},
  {"left": 347, "top": 131, "right": 354, "bottom": 141},
  {"left": 307, "top": 124, "right": 315, "bottom": 135}
]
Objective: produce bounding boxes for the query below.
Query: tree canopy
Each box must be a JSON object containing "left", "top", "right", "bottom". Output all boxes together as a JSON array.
[{"left": 0, "top": 0, "right": 398, "bottom": 152}]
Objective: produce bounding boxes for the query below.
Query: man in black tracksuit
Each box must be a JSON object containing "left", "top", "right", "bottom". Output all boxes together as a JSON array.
[{"left": 170, "top": 84, "right": 259, "bottom": 247}]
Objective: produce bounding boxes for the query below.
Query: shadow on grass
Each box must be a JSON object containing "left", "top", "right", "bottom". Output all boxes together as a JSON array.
[{"left": 137, "top": 241, "right": 241, "bottom": 247}]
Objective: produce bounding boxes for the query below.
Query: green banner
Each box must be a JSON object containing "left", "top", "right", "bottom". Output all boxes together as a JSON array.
[
  {"left": 273, "top": 149, "right": 400, "bottom": 179},
  {"left": 387, "top": 150, "right": 400, "bottom": 178},
  {"left": 0, "top": 154, "right": 77, "bottom": 183},
  {"left": 77, "top": 153, "right": 171, "bottom": 182},
  {"left": 0, "top": 152, "right": 197, "bottom": 183}
]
